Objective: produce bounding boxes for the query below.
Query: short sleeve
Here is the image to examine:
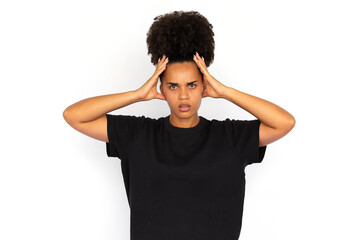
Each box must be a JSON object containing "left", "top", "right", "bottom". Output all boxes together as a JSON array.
[
  {"left": 106, "top": 114, "right": 142, "bottom": 160},
  {"left": 224, "top": 118, "right": 267, "bottom": 167}
]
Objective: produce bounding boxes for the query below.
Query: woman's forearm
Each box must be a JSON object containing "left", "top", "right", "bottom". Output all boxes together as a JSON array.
[
  {"left": 222, "top": 87, "right": 295, "bottom": 129},
  {"left": 63, "top": 90, "right": 141, "bottom": 123}
]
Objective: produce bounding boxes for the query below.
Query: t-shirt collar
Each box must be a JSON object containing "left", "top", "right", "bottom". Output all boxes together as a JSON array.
[{"left": 165, "top": 115, "right": 206, "bottom": 134}]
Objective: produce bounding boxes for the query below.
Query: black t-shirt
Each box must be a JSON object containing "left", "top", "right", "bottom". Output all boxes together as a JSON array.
[{"left": 106, "top": 114, "right": 267, "bottom": 240}]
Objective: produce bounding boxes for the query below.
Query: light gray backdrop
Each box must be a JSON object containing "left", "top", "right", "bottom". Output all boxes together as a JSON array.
[{"left": 1, "top": 0, "right": 359, "bottom": 239}]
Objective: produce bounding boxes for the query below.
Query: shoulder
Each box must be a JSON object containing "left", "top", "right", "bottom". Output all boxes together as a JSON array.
[
  {"left": 106, "top": 114, "right": 158, "bottom": 121},
  {"left": 205, "top": 117, "right": 259, "bottom": 127},
  {"left": 106, "top": 113, "right": 164, "bottom": 128}
]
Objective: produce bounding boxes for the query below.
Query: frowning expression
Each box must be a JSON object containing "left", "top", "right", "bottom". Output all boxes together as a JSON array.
[{"left": 160, "top": 61, "right": 205, "bottom": 120}]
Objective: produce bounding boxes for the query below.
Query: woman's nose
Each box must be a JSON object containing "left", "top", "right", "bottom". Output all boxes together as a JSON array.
[{"left": 179, "top": 88, "right": 189, "bottom": 100}]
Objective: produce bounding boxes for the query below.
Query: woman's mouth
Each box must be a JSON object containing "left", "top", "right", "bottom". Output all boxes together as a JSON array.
[{"left": 178, "top": 104, "right": 191, "bottom": 112}]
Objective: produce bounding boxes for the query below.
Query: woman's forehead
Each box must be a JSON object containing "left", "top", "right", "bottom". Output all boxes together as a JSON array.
[{"left": 162, "top": 62, "right": 202, "bottom": 82}]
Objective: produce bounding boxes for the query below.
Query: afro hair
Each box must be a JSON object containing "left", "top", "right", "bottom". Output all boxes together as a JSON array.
[{"left": 146, "top": 10, "right": 215, "bottom": 68}]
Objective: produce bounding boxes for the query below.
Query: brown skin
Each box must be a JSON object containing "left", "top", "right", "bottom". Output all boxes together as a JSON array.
[
  {"left": 158, "top": 52, "right": 229, "bottom": 128},
  {"left": 129, "top": 54, "right": 294, "bottom": 146},
  {"left": 136, "top": 53, "right": 228, "bottom": 128},
  {"left": 160, "top": 61, "right": 205, "bottom": 128},
  {"left": 63, "top": 54, "right": 294, "bottom": 146}
]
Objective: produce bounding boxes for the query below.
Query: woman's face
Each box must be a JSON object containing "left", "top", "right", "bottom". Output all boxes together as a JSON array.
[{"left": 160, "top": 61, "right": 205, "bottom": 122}]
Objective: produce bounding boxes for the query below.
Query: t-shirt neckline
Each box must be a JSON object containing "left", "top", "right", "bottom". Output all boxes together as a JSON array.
[{"left": 165, "top": 115, "right": 206, "bottom": 134}]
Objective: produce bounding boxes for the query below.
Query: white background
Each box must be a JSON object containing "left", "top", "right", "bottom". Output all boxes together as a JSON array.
[{"left": 1, "top": 0, "right": 359, "bottom": 239}]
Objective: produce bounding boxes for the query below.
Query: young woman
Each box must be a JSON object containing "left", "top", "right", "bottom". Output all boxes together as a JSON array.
[{"left": 64, "top": 11, "right": 295, "bottom": 240}]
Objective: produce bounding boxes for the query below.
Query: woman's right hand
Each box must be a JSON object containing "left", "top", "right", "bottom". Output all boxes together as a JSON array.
[{"left": 136, "top": 55, "right": 169, "bottom": 101}]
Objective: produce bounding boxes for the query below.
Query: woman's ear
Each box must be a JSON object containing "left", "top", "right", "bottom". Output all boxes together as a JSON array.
[{"left": 202, "top": 82, "right": 207, "bottom": 92}]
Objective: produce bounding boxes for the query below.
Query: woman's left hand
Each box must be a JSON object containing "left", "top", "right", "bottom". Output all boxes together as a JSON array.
[{"left": 193, "top": 52, "right": 228, "bottom": 98}]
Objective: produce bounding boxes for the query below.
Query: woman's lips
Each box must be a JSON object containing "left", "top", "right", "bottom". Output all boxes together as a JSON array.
[{"left": 178, "top": 104, "right": 191, "bottom": 112}]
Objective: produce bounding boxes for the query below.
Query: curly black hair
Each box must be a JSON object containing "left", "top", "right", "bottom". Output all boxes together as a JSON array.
[{"left": 146, "top": 11, "right": 215, "bottom": 68}]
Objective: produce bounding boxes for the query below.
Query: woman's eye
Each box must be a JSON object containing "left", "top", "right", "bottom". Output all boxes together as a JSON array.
[{"left": 169, "top": 84, "right": 196, "bottom": 90}]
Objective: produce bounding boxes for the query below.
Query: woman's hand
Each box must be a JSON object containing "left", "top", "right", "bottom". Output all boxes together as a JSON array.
[
  {"left": 193, "top": 52, "right": 228, "bottom": 98},
  {"left": 136, "top": 55, "right": 168, "bottom": 101}
]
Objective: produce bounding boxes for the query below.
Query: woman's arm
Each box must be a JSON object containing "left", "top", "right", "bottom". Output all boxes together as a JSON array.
[
  {"left": 193, "top": 52, "right": 295, "bottom": 147},
  {"left": 62, "top": 91, "right": 142, "bottom": 142},
  {"left": 63, "top": 90, "right": 141, "bottom": 124},
  {"left": 63, "top": 55, "right": 168, "bottom": 123},
  {"left": 222, "top": 87, "right": 295, "bottom": 129},
  {"left": 222, "top": 87, "right": 295, "bottom": 147},
  {"left": 63, "top": 56, "right": 169, "bottom": 142}
]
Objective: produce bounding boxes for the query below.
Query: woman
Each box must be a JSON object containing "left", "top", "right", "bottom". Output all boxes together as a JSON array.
[{"left": 64, "top": 11, "right": 295, "bottom": 240}]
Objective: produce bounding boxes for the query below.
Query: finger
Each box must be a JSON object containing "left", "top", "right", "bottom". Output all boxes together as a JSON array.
[
  {"left": 160, "top": 56, "right": 168, "bottom": 65},
  {"left": 193, "top": 54, "right": 205, "bottom": 72},
  {"left": 196, "top": 52, "right": 206, "bottom": 65},
  {"left": 193, "top": 54, "right": 201, "bottom": 66},
  {"left": 156, "top": 56, "right": 168, "bottom": 69},
  {"left": 161, "top": 57, "right": 169, "bottom": 68},
  {"left": 157, "top": 55, "right": 166, "bottom": 65},
  {"left": 155, "top": 59, "right": 168, "bottom": 76},
  {"left": 194, "top": 53, "right": 204, "bottom": 66}
]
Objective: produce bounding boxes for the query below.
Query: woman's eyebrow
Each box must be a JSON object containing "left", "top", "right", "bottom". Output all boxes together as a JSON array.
[{"left": 166, "top": 81, "right": 198, "bottom": 85}]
